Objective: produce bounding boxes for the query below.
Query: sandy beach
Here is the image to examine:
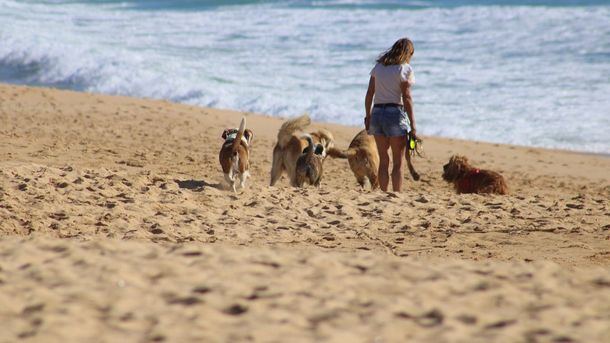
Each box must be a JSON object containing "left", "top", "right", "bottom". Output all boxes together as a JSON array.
[{"left": 0, "top": 83, "right": 609, "bottom": 342}]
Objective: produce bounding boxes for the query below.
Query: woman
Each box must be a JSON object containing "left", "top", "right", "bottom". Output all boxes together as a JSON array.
[{"left": 364, "top": 37, "right": 417, "bottom": 192}]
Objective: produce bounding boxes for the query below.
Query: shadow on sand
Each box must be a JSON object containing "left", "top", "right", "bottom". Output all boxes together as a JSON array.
[{"left": 174, "top": 179, "right": 223, "bottom": 192}]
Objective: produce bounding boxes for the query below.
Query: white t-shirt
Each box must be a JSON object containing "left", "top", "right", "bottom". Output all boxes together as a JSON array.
[{"left": 370, "top": 62, "right": 414, "bottom": 105}]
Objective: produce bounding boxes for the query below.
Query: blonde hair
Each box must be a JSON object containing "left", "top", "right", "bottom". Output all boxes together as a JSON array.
[{"left": 377, "top": 38, "right": 414, "bottom": 66}]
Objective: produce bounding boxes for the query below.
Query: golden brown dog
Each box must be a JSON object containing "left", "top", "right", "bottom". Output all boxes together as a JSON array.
[
  {"left": 294, "top": 135, "right": 326, "bottom": 188},
  {"left": 328, "top": 130, "right": 420, "bottom": 189},
  {"left": 219, "top": 117, "right": 254, "bottom": 192},
  {"left": 327, "top": 130, "right": 379, "bottom": 189},
  {"left": 442, "top": 155, "right": 508, "bottom": 195},
  {"left": 270, "top": 114, "right": 334, "bottom": 187}
]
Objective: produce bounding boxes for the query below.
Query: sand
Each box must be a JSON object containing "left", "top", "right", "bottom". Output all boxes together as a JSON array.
[{"left": 0, "top": 84, "right": 609, "bottom": 342}]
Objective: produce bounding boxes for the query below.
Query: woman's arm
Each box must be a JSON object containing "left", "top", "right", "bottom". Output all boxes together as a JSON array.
[
  {"left": 401, "top": 81, "right": 416, "bottom": 137},
  {"left": 364, "top": 76, "right": 375, "bottom": 130}
]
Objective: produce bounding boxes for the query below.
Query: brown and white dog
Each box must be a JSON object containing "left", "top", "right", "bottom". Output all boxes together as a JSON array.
[
  {"left": 294, "top": 134, "right": 326, "bottom": 188},
  {"left": 219, "top": 117, "right": 254, "bottom": 192},
  {"left": 270, "top": 114, "right": 334, "bottom": 187},
  {"left": 327, "top": 129, "right": 420, "bottom": 189},
  {"left": 442, "top": 155, "right": 508, "bottom": 195}
]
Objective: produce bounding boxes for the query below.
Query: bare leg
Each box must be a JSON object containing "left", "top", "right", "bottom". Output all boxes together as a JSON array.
[
  {"left": 295, "top": 175, "right": 304, "bottom": 188},
  {"left": 225, "top": 173, "right": 237, "bottom": 193},
  {"left": 368, "top": 172, "right": 379, "bottom": 190},
  {"left": 374, "top": 135, "right": 390, "bottom": 192},
  {"left": 239, "top": 171, "right": 249, "bottom": 189},
  {"left": 357, "top": 176, "right": 368, "bottom": 189},
  {"left": 223, "top": 172, "right": 233, "bottom": 191},
  {"left": 270, "top": 149, "right": 284, "bottom": 186},
  {"left": 389, "top": 136, "right": 406, "bottom": 192},
  {"left": 367, "top": 152, "right": 379, "bottom": 190}
]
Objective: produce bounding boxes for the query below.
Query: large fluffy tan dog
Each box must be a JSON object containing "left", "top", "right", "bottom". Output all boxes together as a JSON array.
[
  {"left": 219, "top": 117, "right": 253, "bottom": 192},
  {"left": 270, "top": 114, "right": 334, "bottom": 187},
  {"left": 442, "top": 155, "right": 508, "bottom": 195},
  {"left": 328, "top": 130, "right": 420, "bottom": 189}
]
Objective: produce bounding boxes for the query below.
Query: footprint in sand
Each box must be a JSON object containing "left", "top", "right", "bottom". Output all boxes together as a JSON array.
[
  {"left": 49, "top": 211, "right": 68, "bottom": 221},
  {"left": 192, "top": 286, "right": 211, "bottom": 295},
  {"left": 165, "top": 294, "right": 202, "bottom": 306},
  {"left": 149, "top": 224, "right": 164, "bottom": 235},
  {"left": 223, "top": 304, "right": 248, "bottom": 316}
]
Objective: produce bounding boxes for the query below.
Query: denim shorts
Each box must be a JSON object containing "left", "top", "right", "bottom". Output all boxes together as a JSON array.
[{"left": 367, "top": 105, "right": 409, "bottom": 137}]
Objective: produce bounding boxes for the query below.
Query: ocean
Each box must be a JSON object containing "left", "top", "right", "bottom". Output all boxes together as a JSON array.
[{"left": 1, "top": 0, "right": 609, "bottom": 154}]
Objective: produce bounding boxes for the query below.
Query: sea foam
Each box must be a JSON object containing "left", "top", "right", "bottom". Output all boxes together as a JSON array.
[{"left": 1, "top": 0, "right": 609, "bottom": 153}]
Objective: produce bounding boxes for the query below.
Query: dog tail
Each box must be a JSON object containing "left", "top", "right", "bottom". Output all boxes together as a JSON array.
[
  {"left": 302, "top": 135, "right": 317, "bottom": 182},
  {"left": 232, "top": 117, "right": 246, "bottom": 155},
  {"left": 277, "top": 114, "right": 310, "bottom": 148},
  {"left": 327, "top": 147, "right": 357, "bottom": 159},
  {"left": 314, "top": 128, "right": 334, "bottom": 149},
  {"left": 302, "top": 134, "right": 315, "bottom": 157}
]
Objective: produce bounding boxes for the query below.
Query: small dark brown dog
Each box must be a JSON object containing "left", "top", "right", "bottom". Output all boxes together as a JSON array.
[
  {"left": 442, "top": 155, "right": 508, "bottom": 195},
  {"left": 294, "top": 135, "right": 326, "bottom": 188},
  {"left": 219, "top": 117, "right": 254, "bottom": 192}
]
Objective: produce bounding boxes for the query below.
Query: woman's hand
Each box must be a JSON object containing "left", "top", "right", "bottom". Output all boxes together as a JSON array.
[
  {"left": 410, "top": 128, "right": 417, "bottom": 139},
  {"left": 365, "top": 116, "right": 371, "bottom": 131}
]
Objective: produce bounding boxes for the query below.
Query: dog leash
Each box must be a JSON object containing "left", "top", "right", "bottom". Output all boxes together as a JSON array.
[{"left": 407, "top": 131, "right": 424, "bottom": 158}]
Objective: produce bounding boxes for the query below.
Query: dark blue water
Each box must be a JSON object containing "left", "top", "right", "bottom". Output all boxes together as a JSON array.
[{"left": 27, "top": 0, "right": 610, "bottom": 10}]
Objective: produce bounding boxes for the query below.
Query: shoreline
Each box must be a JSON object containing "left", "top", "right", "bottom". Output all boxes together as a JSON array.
[{"left": 5, "top": 82, "right": 608, "bottom": 158}]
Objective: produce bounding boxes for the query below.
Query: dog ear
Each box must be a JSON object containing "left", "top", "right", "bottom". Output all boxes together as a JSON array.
[
  {"left": 244, "top": 129, "right": 254, "bottom": 144},
  {"left": 221, "top": 129, "right": 229, "bottom": 139}
]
